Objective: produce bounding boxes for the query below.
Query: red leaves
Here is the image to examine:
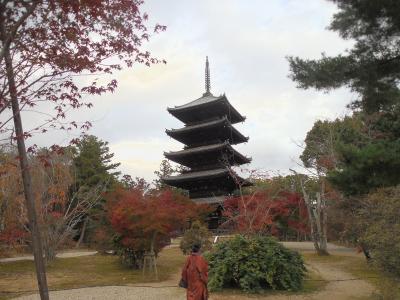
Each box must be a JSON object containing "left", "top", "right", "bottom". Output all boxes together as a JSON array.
[
  {"left": 2, "top": 0, "right": 166, "bottom": 143},
  {"left": 107, "top": 188, "right": 199, "bottom": 251},
  {"left": 0, "top": 226, "right": 28, "bottom": 247},
  {"left": 223, "top": 191, "right": 309, "bottom": 236}
]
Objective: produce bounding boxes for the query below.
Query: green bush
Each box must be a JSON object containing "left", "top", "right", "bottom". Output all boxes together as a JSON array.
[
  {"left": 180, "top": 221, "right": 212, "bottom": 254},
  {"left": 361, "top": 186, "right": 400, "bottom": 277},
  {"left": 205, "top": 235, "right": 306, "bottom": 292}
]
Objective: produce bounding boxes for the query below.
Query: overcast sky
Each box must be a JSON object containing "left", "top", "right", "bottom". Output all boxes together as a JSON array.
[{"left": 26, "top": 0, "right": 354, "bottom": 182}]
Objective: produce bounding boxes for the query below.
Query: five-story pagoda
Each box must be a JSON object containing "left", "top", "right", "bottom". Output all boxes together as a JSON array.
[{"left": 162, "top": 57, "right": 252, "bottom": 204}]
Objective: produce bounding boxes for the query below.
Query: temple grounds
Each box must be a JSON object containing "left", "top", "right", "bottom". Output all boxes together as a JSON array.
[{"left": 1, "top": 242, "right": 398, "bottom": 300}]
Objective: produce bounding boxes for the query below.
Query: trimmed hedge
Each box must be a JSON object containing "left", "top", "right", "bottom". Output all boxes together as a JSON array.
[{"left": 205, "top": 235, "right": 306, "bottom": 292}]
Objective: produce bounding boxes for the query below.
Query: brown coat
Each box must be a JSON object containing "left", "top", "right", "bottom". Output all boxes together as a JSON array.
[{"left": 181, "top": 253, "right": 208, "bottom": 300}]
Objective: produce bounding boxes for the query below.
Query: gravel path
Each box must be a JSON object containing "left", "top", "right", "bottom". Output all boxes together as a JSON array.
[
  {"left": 15, "top": 286, "right": 185, "bottom": 300},
  {"left": 0, "top": 251, "right": 97, "bottom": 263},
  {"left": 12, "top": 242, "right": 375, "bottom": 300}
]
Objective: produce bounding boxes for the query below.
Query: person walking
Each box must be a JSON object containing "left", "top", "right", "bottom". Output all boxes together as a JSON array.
[{"left": 181, "top": 243, "right": 208, "bottom": 300}]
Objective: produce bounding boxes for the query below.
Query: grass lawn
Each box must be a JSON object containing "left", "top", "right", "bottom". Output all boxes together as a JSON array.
[
  {"left": 0, "top": 247, "right": 185, "bottom": 300},
  {"left": 337, "top": 256, "right": 400, "bottom": 300},
  {"left": 2, "top": 244, "right": 399, "bottom": 300},
  {"left": 303, "top": 252, "right": 400, "bottom": 300}
]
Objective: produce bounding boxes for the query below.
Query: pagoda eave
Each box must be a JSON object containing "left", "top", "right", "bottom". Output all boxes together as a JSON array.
[
  {"left": 166, "top": 117, "right": 248, "bottom": 147},
  {"left": 164, "top": 142, "right": 251, "bottom": 168},
  {"left": 162, "top": 168, "right": 252, "bottom": 190},
  {"left": 167, "top": 95, "right": 245, "bottom": 125}
]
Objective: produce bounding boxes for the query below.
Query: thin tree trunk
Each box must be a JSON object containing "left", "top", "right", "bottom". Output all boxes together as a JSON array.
[
  {"left": 321, "top": 203, "right": 328, "bottom": 253},
  {"left": 319, "top": 182, "right": 329, "bottom": 255},
  {"left": 301, "top": 186, "right": 320, "bottom": 253},
  {"left": 75, "top": 216, "right": 88, "bottom": 248},
  {"left": 150, "top": 232, "right": 158, "bottom": 280},
  {"left": 300, "top": 180, "right": 330, "bottom": 255},
  {"left": 5, "top": 49, "right": 49, "bottom": 300}
]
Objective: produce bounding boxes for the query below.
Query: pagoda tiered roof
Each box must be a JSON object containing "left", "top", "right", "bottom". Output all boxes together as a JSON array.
[
  {"left": 162, "top": 57, "right": 252, "bottom": 204},
  {"left": 162, "top": 168, "right": 252, "bottom": 199},
  {"left": 166, "top": 117, "right": 248, "bottom": 147},
  {"left": 167, "top": 94, "right": 245, "bottom": 125},
  {"left": 164, "top": 142, "right": 251, "bottom": 169}
]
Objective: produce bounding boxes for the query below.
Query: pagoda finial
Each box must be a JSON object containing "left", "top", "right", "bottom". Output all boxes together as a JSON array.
[{"left": 204, "top": 56, "right": 211, "bottom": 96}]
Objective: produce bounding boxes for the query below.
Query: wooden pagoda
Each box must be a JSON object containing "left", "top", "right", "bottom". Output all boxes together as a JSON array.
[{"left": 162, "top": 57, "right": 252, "bottom": 204}]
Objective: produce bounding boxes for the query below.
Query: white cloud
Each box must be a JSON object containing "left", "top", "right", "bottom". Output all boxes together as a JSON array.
[{"left": 14, "top": 0, "right": 354, "bottom": 182}]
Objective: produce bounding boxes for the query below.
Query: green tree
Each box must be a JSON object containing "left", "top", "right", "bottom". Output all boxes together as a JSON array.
[
  {"left": 73, "top": 135, "right": 120, "bottom": 190},
  {"left": 153, "top": 159, "right": 175, "bottom": 190},
  {"left": 72, "top": 135, "right": 121, "bottom": 247},
  {"left": 288, "top": 0, "right": 400, "bottom": 113},
  {"left": 288, "top": 1, "right": 400, "bottom": 265},
  {"left": 288, "top": 0, "right": 400, "bottom": 195},
  {"left": 300, "top": 116, "right": 365, "bottom": 173}
]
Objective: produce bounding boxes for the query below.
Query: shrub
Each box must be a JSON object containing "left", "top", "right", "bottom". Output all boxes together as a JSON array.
[
  {"left": 205, "top": 235, "right": 306, "bottom": 292},
  {"left": 360, "top": 186, "right": 400, "bottom": 277},
  {"left": 180, "top": 221, "right": 212, "bottom": 254}
]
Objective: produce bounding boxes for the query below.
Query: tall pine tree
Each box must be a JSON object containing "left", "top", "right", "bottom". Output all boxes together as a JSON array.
[
  {"left": 72, "top": 135, "right": 121, "bottom": 246},
  {"left": 73, "top": 135, "right": 121, "bottom": 190},
  {"left": 288, "top": 0, "right": 400, "bottom": 195}
]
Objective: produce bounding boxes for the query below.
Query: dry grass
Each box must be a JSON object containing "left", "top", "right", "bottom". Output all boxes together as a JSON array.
[
  {"left": 2, "top": 244, "right": 398, "bottom": 300},
  {"left": 338, "top": 256, "right": 400, "bottom": 300},
  {"left": 302, "top": 252, "right": 400, "bottom": 300},
  {"left": 0, "top": 247, "right": 185, "bottom": 300}
]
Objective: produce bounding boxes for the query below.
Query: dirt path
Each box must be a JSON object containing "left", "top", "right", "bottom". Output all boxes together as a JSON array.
[{"left": 13, "top": 243, "right": 376, "bottom": 300}]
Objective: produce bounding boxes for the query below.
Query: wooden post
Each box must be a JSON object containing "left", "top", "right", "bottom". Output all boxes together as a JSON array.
[
  {"left": 143, "top": 251, "right": 158, "bottom": 280},
  {"left": 4, "top": 49, "right": 49, "bottom": 300}
]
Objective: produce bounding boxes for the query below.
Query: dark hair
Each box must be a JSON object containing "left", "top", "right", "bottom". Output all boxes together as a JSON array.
[{"left": 192, "top": 243, "right": 201, "bottom": 253}]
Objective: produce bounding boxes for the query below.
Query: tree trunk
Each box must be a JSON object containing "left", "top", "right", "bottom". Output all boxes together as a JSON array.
[
  {"left": 143, "top": 232, "right": 158, "bottom": 279},
  {"left": 5, "top": 49, "right": 49, "bottom": 300},
  {"left": 303, "top": 192, "right": 321, "bottom": 253},
  {"left": 45, "top": 245, "right": 56, "bottom": 263},
  {"left": 319, "top": 184, "right": 329, "bottom": 255},
  {"left": 75, "top": 216, "right": 88, "bottom": 248},
  {"left": 300, "top": 180, "right": 329, "bottom": 255}
]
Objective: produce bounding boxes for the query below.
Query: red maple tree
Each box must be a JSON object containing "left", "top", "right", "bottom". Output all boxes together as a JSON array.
[
  {"left": 223, "top": 191, "right": 308, "bottom": 236},
  {"left": 1, "top": 2, "right": 165, "bottom": 297},
  {"left": 107, "top": 188, "right": 209, "bottom": 257},
  {"left": 1, "top": 0, "right": 166, "bottom": 142}
]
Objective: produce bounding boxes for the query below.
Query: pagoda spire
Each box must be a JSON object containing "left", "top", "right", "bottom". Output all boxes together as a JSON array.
[{"left": 204, "top": 56, "right": 212, "bottom": 96}]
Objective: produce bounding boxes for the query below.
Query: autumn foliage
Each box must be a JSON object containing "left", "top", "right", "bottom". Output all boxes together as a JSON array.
[
  {"left": 106, "top": 188, "right": 209, "bottom": 267},
  {"left": 1, "top": 0, "right": 166, "bottom": 143},
  {"left": 223, "top": 191, "right": 308, "bottom": 237}
]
